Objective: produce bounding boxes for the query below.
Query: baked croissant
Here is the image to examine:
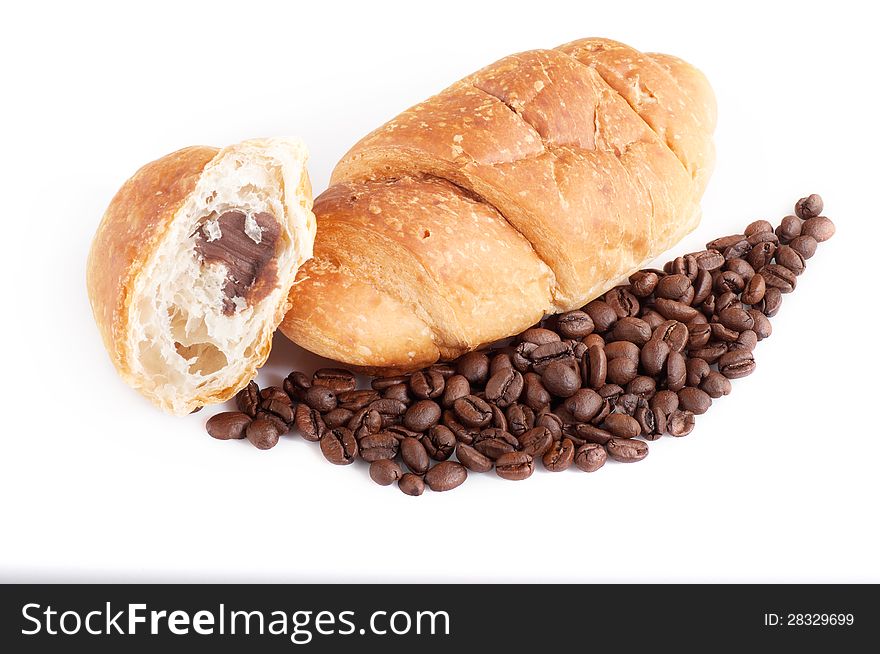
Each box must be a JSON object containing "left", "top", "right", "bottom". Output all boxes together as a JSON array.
[{"left": 280, "top": 38, "right": 716, "bottom": 371}]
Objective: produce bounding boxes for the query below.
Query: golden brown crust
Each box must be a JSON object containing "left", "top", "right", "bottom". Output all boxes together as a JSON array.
[{"left": 282, "top": 38, "right": 716, "bottom": 370}]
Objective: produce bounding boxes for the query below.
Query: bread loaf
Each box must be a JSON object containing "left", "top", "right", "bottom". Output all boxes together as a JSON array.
[{"left": 281, "top": 38, "right": 716, "bottom": 371}]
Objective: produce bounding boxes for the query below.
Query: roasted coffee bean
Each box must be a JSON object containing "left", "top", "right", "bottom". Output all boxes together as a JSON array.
[
  {"left": 456, "top": 442, "right": 494, "bottom": 472},
  {"left": 536, "top": 410, "right": 563, "bottom": 440},
  {"left": 320, "top": 427, "right": 358, "bottom": 465},
  {"left": 398, "top": 473, "right": 425, "bottom": 496},
  {"left": 512, "top": 341, "right": 537, "bottom": 372},
  {"left": 760, "top": 287, "right": 783, "bottom": 317},
  {"left": 260, "top": 386, "right": 291, "bottom": 405},
  {"left": 294, "top": 404, "right": 326, "bottom": 442},
  {"left": 643, "top": 407, "right": 666, "bottom": 440},
  {"left": 640, "top": 339, "right": 670, "bottom": 377},
  {"left": 236, "top": 381, "right": 261, "bottom": 417},
  {"left": 382, "top": 383, "right": 411, "bottom": 404},
  {"left": 628, "top": 271, "right": 660, "bottom": 297},
  {"left": 607, "top": 356, "right": 639, "bottom": 386},
  {"left": 604, "top": 340, "right": 640, "bottom": 362},
  {"left": 715, "top": 291, "right": 741, "bottom": 313},
  {"left": 569, "top": 423, "right": 611, "bottom": 445},
  {"left": 654, "top": 298, "right": 699, "bottom": 322},
  {"left": 627, "top": 376, "right": 656, "bottom": 399},
  {"left": 400, "top": 437, "right": 430, "bottom": 474},
  {"left": 386, "top": 425, "right": 422, "bottom": 441},
  {"left": 518, "top": 426, "right": 553, "bottom": 458},
  {"left": 456, "top": 351, "right": 490, "bottom": 385},
  {"left": 369, "top": 459, "right": 403, "bottom": 486},
  {"left": 424, "top": 425, "right": 456, "bottom": 460},
  {"left": 490, "top": 404, "right": 508, "bottom": 431},
  {"left": 443, "top": 412, "right": 478, "bottom": 445},
  {"left": 430, "top": 363, "right": 457, "bottom": 379},
  {"left": 590, "top": 399, "right": 613, "bottom": 426},
  {"left": 522, "top": 373, "right": 552, "bottom": 410},
  {"left": 789, "top": 235, "right": 818, "bottom": 259},
  {"left": 489, "top": 352, "right": 514, "bottom": 376},
  {"left": 687, "top": 320, "right": 711, "bottom": 349},
  {"left": 371, "top": 375, "right": 409, "bottom": 391},
  {"left": 747, "top": 230, "right": 779, "bottom": 247},
  {"left": 685, "top": 357, "right": 711, "bottom": 387},
  {"left": 506, "top": 403, "right": 535, "bottom": 437},
  {"left": 583, "top": 300, "right": 618, "bottom": 332},
  {"left": 776, "top": 245, "right": 806, "bottom": 275},
  {"left": 611, "top": 317, "right": 653, "bottom": 346},
  {"left": 530, "top": 341, "right": 574, "bottom": 374},
  {"left": 634, "top": 405, "right": 657, "bottom": 436},
  {"left": 323, "top": 407, "right": 355, "bottom": 429},
  {"left": 742, "top": 273, "right": 766, "bottom": 305},
  {"left": 425, "top": 461, "right": 467, "bottom": 492},
  {"left": 700, "top": 371, "right": 732, "bottom": 398},
  {"left": 670, "top": 254, "right": 699, "bottom": 279},
  {"left": 348, "top": 408, "right": 382, "bottom": 436},
  {"left": 710, "top": 322, "right": 740, "bottom": 343},
  {"left": 726, "top": 258, "right": 756, "bottom": 282},
  {"left": 369, "top": 399, "right": 408, "bottom": 418},
  {"left": 408, "top": 369, "right": 445, "bottom": 399},
  {"left": 520, "top": 327, "right": 561, "bottom": 345},
  {"left": 795, "top": 193, "right": 823, "bottom": 219},
  {"left": 606, "top": 438, "right": 648, "bottom": 462},
  {"left": 699, "top": 293, "right": 716, "bottom": 318},
  {"left": 495, "top": 452, "right": 535, "bottom": 481},
  {"left": 605, "top": 287, "right": 640, "bottom": 318},
  {"left": 485, "top": 368, "right": 525, "bottom": 407},
  {"left": 678, "top": 387, "right": 712, "bottom": 415},
  {"left": 718, "top": 307, "right": 755, "bottom": 332},
  {"left": 586, "top": 345, "right": 607, "bottom": 388},
  {"left": 745, "top": 219, "right": 774, "bottom": 236},
  {"left": 652, "top": 320, "right": 688, "bottom": 353},
  {"left": 441, "top": 375, "right": 471, "bottom": 408},
  {"left": 650, "top": 390, "right": 679, "bottom": 417},
  {"left": 760, "top": 264, "right": 797, "bottom": 293},
  {"left": 665, "top": 350, "right": 687, "bottom": 391},
  {"left": 707, "top": 234, "right": 747, "bottom": 251},
  {"left": 404, "top": 399, "right": 442, "bottom": 432},
  {"left": 246, "top": 418, "right": 280, "bottom": 450},
  {"left": 256, "top": 409, "right": 288, "bottom": 435},
  {"left": 667, "top": 410, "right": 696, "bottom": 437},
  {"left": 570, "top": 340, "right": 588, "bottom": 360},
  {"left": 260, "top": 398, "right": 294, "bottom": 426},
  {"left": 358, "top": 432, "right": 400, "bottom": 462},
  {"left": 452, "top": 395, "right": 493, "bottom": 427},
  {"left": 748, "top": 310, "right": 772, "bottom": 340},
  {"left": 542, "top": 437, "right": 575, "bottom": 471},
  {"left": 746, "top": 241, "right": 776, "bottom": 270},
  {"left": 802, "top": 216, "right": 835, "bottom": 242},
  {"left": 692, "top": 249, "right": 726, "bottom": 271},
  {"left": 714, "top": 270, "right": 745, "bottom": 294},
  {"left": 718, "top": 349, "right": 756, "bottom": 379},
  {"left": 575, "top": 443, "right": 607, "bottom": 472},
  {"left": 474, "top": 428, "right": 518, "bottom": 460},
  {"left": 656, "top": 274, "right": 693, "bottom": 301},
  {"left": 206, "top": 412, "right": 251, "bottom": 440},
  {"left": 776, "top": 215, "right": 803, "bottom": 243},
  {"left": 613, "top": 393, "right": 641, "bottom": 416},
  {"left": 337, "top": 389, "right": 380, "bottom": 411},
  {"left": 312, "top": 368, "right": 357, "bottom": 393},
  {"left": 303, "top": 386, "right": 337, "bottom": 412},
  {"left": 690, "top": 269, "right": 712, "bottom": 306},
  {"left": 284, "top": 371, "right": 312, "bottom": 399},
  {"left": 582, "top": 333, "right": 605, "bottom": 349},
  {"left": 730, "top": 329, "right": 758, "bottom": 352},
  {"left": 722, "top": 238, "right": 752, "bottom": 260},
  {"left": 541, "top": 361, "right": 580, "bottom": 398},
  {"left": 557, "top": 310, "right": 595, "bottom": 338},
  {"left": 603, "top": 413, "right": 641, "bottom": 439},
  {"left": 689, "top": 343, "right": 727, "bottom": 365}
]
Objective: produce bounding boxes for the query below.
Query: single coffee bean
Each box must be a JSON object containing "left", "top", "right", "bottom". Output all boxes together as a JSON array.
[
  {"left": 530, "top": 341, "right": 575, "bottom": 374},
  {"left": 718, "top": 349, "right": 757, "bottom": 379},
  {"left": 312, "top": 368, "right": 357, "bottom": 393},
  {"left": 613, "top": 393, "right": 641, "bottom": 416},
  {"left": 536, "top": 410, "right": 563, "bottom": 440},
  {"left": 443, "top": 412, "right": 478, "bottom": 445},
  {"left": 236, "top": 381, "right": 261, "bottom": 417},
  {"left": 640, "top": 339, "right": 670, "bottom": 377},
  {"left": 795, "top": 194, "right": 823, "bottom": 219},
  {"left": 715, "top": 291, "right": 742, "bottom": 313},
  {"left": 520, "top": 327, "right": 561, "bottom": 345},
  {"left": 789, "top": 235, "right": 818, "bottom": 259},
  {"left": 611, "top": 317, "right": 653, "bottom": 346},
  {"left": 409, "top": 369, "right": 445, "bottom": 399},
  {"left": 742, "top": 273, "right": 766, "bottom": 305},
  {"left": 294, "top": 404, "right": 326, "bottom": 442},
  {"left": 651, "top": 390, "right": 679, "bottom": 417},
  {"left": 586, "top": 344, "right": 607, "bottom": 388},
  {"left": 506, "top": 403, "right": 535, "bottom": 437},
  {"left": 730, "top": 329, "right": 758, "bottom": 352},
  {"left": 726, "top": 258, "right": 756, "bottom": 282},
  {"left": 522, "top": 373, "right": 552, "bottom": 411},
  {"left": 260, "top": 386, "right": 290, "bottom": 405},
  {"left": 652, "top": 320, "right": 688, "bottom": 353},
  {"left": 386, "top": 425, "right": 422, "bottom": 441},
  {"left": 430, "top": 363, "right": 457, "bottom": 379},
  {"left": 776, "top": 215, "right": 803, "bottom": 243},
  {"left": 490, "top": 404, "right": 508, "bottom": 431},
  {"left": 456, "top": 351, "right": 490, "bottom": 385},
  {"left": 570, "top": 423, "right": 611, "bottom": 445},
  {"left": 206, "top": 412, "right": 251, "bottom": 440},
  {"left": 603, "top": 414, "right": 641, "bottom": 439},
  {"left": 707, "top": 234, "right": 747, "bottom": 251},
  {"left": 656, "top": 274, "right": 693, "bottom": 301},
  {"left": 685, "top": 357, "right": 711, "bottom": 387},
  {"left": 543, "top": 437, "right": 575, "bottom": 471},
  {"left": 383, "top": 383, "right": 411, "bottom": 404},
  {"left": 425, "top": 461, "right": 467, "bottom": 492},
  {"left": 582, "top": 333, "right": 605, "bottom": 349},
  {"left": 710, "top": 322, "right": 740, "bottom": 343},
  {"left": 747, "top": 230, "right": 779, "bottom": 247},
  {"left": 667, "top": 410, "right": 696, "bottom": 437},
  {"left": 671, "top": 254, "right": 700, "bottom": 279},
  {"left": 400, "top": 437, "right": 430, "bottom": 474},
  {"left": 575, "top": 443, "right": 607, "bottom": 472},
  {"left": 606, "top": 437, "right": 648, "bottom": 462},
  {"left": 691, "top": 269, "right": 714, "bottom": 306},
  {"left": 456, "top": 442, "right": 494, "bottom": 472},
  {"left": 687, "top": 320, "right": 711, "bottom": 349},
  {"left": 260, "top": 398, "right": 294, "bottom": 425},
  {"left": 255, "top": 409, "right": 287, "bottom": 435},
  {"left": 319, "top": 427, "right": 358, "bottom": 465},
  {"left": 689, "top": 343, "right": 727, "bottom": 364},
  {"left": 452, "top": 395, "right": 494, "bottom": 427},
  {"left": 745, "top": 219, "right": 774, "bottom": 236},
  {"left": 495, "top": 452, "right": 535, "bottom": 481},
  {"left": 654, "top": 298, "right": 699, "bottom": 322},
  {"left": 748, "top": 310, "right": 772, "bottom": 340},
  {"left": 700, "top": 371, "right": 732, "bottom": 398},
  {"left": 337, "top": 389, "right": 381, "bottom": 411},
  {"left": 634, "top": 405, "right": 657, "bottom": 436},
  {"left": 721, "top": 238, "right": 751, "bottom": 260},
  {"left": 369, "top": 459, "right": 403, "bottom": 486},
  {"left": 441, "top": 374, "right": 471, "bottom": 408},
  {"left": 404, "top": 399, "right": 442, "bottom": 432},
  {"left": 246, "top": 418, "right": 280, "bottom": 450},
  {"left": 489, "top": 351, "right": 514, "bottom": 376},
  {"left": 584, "top": 300, "right": 618, "bottom": 332},
  {"left": 627, "top": 376, "right": 656, "bottom": 399},
  {"left": 629, "top": 271, "right": 660, "bottom": 297},
  {"left": 323, "top": 407, "right": 355, "bottom": 428},
  {"left": 303, "top": 386, "right": 337, "bottom": 412},
  {"left": 358, "top": 432, "right": 400, "bottom": 462},
  {"left": 371, "top": 375, "right": 409, "bottom": 391},
  {"left": 541, "top": 361, "right": 580, "bottom": 398},
  {"left": 665, "top": 350, "right": 687, "bottom": 391},
  {"left": 512, "top": 341, "right": 537, "bottom": 372},
  {"left": 699, "top": 293, "right": 716, "bottom": 318},
  {"left": 760, "top": 264, "right": 797, "bottom": 293},
  {"left": 714, "top": 270, "right": 745, "bottom": 294},
  {"left": 644, "top": 407, "right": 666, "bottom": 440},
  {"left": 718, "top": 307, "right": 755, "bottom": 332},
  {"left": 518, "top": 426, "right": 553, "bottom": 458},
  {"left": 348, "top": 408, "right": 382, "bottom": 435},
  {"left": 485, "top": 368, "right": 525, "bottom": 407},
  {"left": 604, "top": 340, "right": 640, "bottom": 362},
  {"left": 605, "top": 287, "right": 640, "bottom": 318},
  {"left": 641, "top": 309, "right": 667, "bottom": 330},
  {"left": 776, "top": 245, "right": 806, "bottom": 275},
  {"left": 283, "top": 371, "right": 311, "bottom": 401},
  {"left": 801, "top": 216, "right": 835, "bottom": 242},
  {"left": 398, "top": 473, "right": 425, "bottom": 496},
  {"left": 760, "top": 287, "right": 783, "bottom": 317},
  {"left": 747, "top": 241, "right": 777, "bottom": 270},
  {"left": 474, "top": 429, "right": 518, "bottom": 460},
  {"left": 692, "top": 249, "right": 726, "bottom": 271},
  {"left": 557, "top": 310, "right": 595, "bottom": 338},
  {"left": 607, "top": 356, "right": 639, "bottom": 386},
  {"left": 424, "top": 424, "right": 456, "bottom": 460}
]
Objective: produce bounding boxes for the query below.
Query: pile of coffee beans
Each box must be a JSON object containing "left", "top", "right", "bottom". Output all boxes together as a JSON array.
[{"left": 205, "top": 195, "right": 835, "bottom": 495}]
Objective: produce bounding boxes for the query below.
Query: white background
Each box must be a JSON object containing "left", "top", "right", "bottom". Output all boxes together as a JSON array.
[{"left": 1, "top": 0, "right": 878, "bottom": 582}]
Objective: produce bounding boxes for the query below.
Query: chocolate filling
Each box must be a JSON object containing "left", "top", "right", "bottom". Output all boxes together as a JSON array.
[{"left": 194, "top": 210, "right": 280, "bottom": 314}]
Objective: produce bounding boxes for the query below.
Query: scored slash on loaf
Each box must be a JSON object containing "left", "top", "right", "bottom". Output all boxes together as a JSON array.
[{"left": 281, "top": 37, "right": 717, "bottom": 371}]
